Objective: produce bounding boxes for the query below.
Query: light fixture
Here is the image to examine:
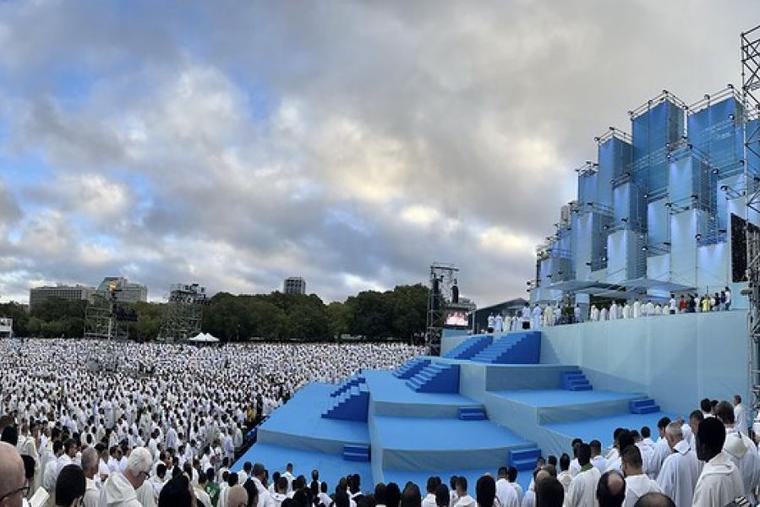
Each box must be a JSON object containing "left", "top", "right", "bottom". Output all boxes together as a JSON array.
[
  {"left": 720, "top": 185, "right": 729, "bottom": 191},
  {"left": 663, "top": 241, "right": 671, "bottom": 246},
  {"left": 695, "top": 233, "right": 702, "bottom": 240},
  {"left": 642, "top": 246, "right": 648, "bottom": 251},
  {"left": 712, "top": 168, "right": 719, "bottom": 174}
]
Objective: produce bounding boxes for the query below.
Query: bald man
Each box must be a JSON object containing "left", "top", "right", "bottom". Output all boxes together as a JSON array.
[
  {"left": 0, "top": 441, "right": 27, "bottom": 507},
  {"left": 227, "top": 485, "right": 248, "bottom": 507}
]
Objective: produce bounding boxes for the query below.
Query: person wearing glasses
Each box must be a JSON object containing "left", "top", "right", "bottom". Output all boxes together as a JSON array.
[
  {"left": 99, "top": 447, "right": 153, "bottom": 507},
  {"left": 0, "top": 441, "right": 27, "bottom": 507}
]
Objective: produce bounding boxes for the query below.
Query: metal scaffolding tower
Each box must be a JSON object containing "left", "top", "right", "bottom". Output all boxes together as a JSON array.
[
  {"left": 426, "top": 262, "right": 459, "bottom": 356},
  {"left": 741, "top": 25, "right": 760, "bottom": 413},
  {"left": 157, "top": 283, "right": 207, "bottom": 342}
]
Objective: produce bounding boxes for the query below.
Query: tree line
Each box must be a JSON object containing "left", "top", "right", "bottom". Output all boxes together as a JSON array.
[{"left": 0, "top": 284, "right": 429, "bottom": 342}]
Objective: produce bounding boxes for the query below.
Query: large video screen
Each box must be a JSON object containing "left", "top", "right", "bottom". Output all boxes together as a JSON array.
[
  {"left": 444, "top": 309, "right": 469, "bottom": 328},
  {"left": 731, "top": 213, "right": 760, "bottom": 282}
]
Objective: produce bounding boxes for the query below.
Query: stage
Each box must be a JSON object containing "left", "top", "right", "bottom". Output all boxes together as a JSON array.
[{"left": 233, "top": 310, "right": 748, "bottom": 491}]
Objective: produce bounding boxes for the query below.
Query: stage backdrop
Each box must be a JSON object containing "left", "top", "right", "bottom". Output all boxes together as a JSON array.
[{"left": 540, "top": 310, "right": 748, "bottom": 417}]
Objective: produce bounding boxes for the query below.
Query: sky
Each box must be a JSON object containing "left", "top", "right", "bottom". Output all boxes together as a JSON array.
[{"left": 0, "top": 1, "right": 757, "bottom": 306}]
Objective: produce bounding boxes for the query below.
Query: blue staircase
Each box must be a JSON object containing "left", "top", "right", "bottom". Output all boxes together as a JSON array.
[
  {"left": 444, "top": 335, "right": 493, "bottom": 359},
  {"left": 343, "top": 444, "right": 370, "bottom": 462},
  {"left": 322, "top": 383, "right": 370, "bottom": 421},
  {"left": 394, "top": 358, "right": 431, "bottom": 379},
  {"left": 508, "top": 446, "right": 542, "bottom": 471},
  {"left": 561, "top": 370, "right": 592, "bottom": 391},
  {"left": 406, "top": 363, "right": 460, "bottom": 393},
  {"left": 331, "top": 375, "right": 366, "bottom": 397},
  {"left": 629, "top": 398, "right": 661, "bottom": 414},
  {"left": 471, "top": 332, "right": 541, "bottom": 364},
  {"left": 458, "top": 407, "right": 487, "bottom": 421}
]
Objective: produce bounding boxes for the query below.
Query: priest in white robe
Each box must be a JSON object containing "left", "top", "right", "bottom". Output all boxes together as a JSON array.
[
  {"left": 530, "top": 305, "right": 542, "bottom": 330},
  {"left": 632, "top": 299, "right": 641, "bottom": 318},
  {"left": 565, "top": 444, "right": 601, "bottom": 507},
  {"left": 692, "top": 418, "right": 745, "bottom": 507},
  {"left": 656, "top": 422, "right": 700, "bottom": 507}
]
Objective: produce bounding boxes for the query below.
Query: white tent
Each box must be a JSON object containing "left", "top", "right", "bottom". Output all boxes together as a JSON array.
[{"left": 187, "top": 332, "right": 220, "bottom": 343}]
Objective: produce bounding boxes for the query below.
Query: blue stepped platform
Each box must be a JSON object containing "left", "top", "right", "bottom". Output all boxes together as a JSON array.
[
  {"left": 508, "top": 446, "right": 542, "bottom": 471},
  {"left": 406, "top": 363, "right": 460, "bottom": 393},
  {"left": 444, "top": 335, "right": 493, "bottom": 360},
  {"left": 394, "top": 358, "right": 431, "bottom": 379},
  {"left": 629, "top": 398, "right": 661, "bottom": 414},
  {"left": 561, "top": 370, "right": 592, "bottom": 391},
  {"left": 343, "top": 444, "right": 371, "bottom": 462},
  {"left": 331, "top": 375, "right": 366, "bottom": 397},
  {"left": 322, "top": 383, "right": 370, "bottom": 421},
  {"left": 458, "top": 407, "right": 487, "bottom": 420},
  {"left": 471, "top": 332, "right": 540, "bottom": 364}
]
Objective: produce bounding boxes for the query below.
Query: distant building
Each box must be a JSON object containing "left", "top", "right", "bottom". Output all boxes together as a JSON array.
[
  {"left": 283, "top": 277, "right": 306, "bottom": 295},
  {"left": 0, "top": 317, "right": 12, "bottom": 338},
  {"left": 29, "top": 284, "right": 96, "bottom": 310},
  {"left": 96, "top": 277, "right": 148, "bottom": 303}
]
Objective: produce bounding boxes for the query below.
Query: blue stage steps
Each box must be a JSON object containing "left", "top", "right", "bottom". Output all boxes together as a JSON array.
[
  {"left": 470, "top": 332, "right": 541, "bottom": 364},
  {"left": 444, "top": 335, "right": 493, "bottom": 359},
  {"left": 458, "top": 407, "right": 487, "bottom": 420},
  {"left": 508, "top": 446, "right": 542, "bottom": 471},
  {"left": 343, "top": 444, "right": 370, "bottom": 462},
  {"left": 629, "top": 398, "right": 661, "bottom": 414},
  {"left": 394, "top": 358, "right": 431, "bottom": 379},
  {"left": 561, "top": 370, "right": 592, "bottom": 391},
  {"left": 331, "top": 375, "right": 366, "bottom": 397},
  {"left": 322, "top": 383, "right": 370, "bottom": 421},
  {"left": 406, "top": 363, "right": 460, "bottom": 393}
]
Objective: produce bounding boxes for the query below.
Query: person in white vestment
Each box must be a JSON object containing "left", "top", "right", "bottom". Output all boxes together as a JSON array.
[
  {"left": 494, "top": 314, "right": 504, "bottom": 335},
  {"left": 556, "top": 454, "right": 573, "bottom": 493},
  {"left": 621, "top": 445, "right": 661, "bottom": 507},
  {"left": 632, "top": 299, "right": 641, "bottom": 318},
  {"left": 80, "top": 447, "right": 100, "bottom": 507},
  {"left": 589, "top": 305, "right": 599, "bottom": 322},
  {"left": 453, "top": 477, "right": 475, "bottom": 507},
  {"left": 494, "top": 467, "right": 519, "bottom": 507},
  {"left": 734, "top": 394, "right": 748, "bottom": 435},
  {"left": 715, "top": 400, "right": 760, "bottom": 503},
  {"left": 609, "top": 302, "right": 618, "bottom": 320},
  {"left": 521, "top": 305, "right": 531, "bottom": 330},
  {"left": 99, "top": 447, "right": 152, "bottom": 507},
  {"left": 565, "top": 443, "right": 601, "bottom": 507},
  {"left": 655, "top": 422, "right": 700, "bottom": 507},
  {"left": 693, "top": 417, "right": 745, "bottom": 506},
  {"left": 599, "top": 307, "right": 608, "bottom": 321},
  {"left": 530, "top": 305, "right": 543, "bottom": 330}
]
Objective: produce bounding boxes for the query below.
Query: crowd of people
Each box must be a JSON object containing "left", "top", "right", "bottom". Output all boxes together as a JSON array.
[
  {"left": 0, "top": 338, "right": 423, "bottom": 507},
  {"left": 1, "top": 393, "right": 758, "bottom": 507},
  {"left": 484, "top": 288, "right": 733, "bottom": 333}
]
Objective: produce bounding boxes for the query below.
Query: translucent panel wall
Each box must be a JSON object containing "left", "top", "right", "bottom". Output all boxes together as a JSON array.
[
  {"left": 687, "top": 97, "right": 744, "bottom": 178},
  {"left": 612, "top": 182, "right": 646, "bottom": 230},
  {"left": 597, "top": 137, "right": 632, "bottom": 209},
  {"left": 578, "top": 171, "right": 598, "bottom": 206},
  {"left": 647, "top": 198, "right": 669, "bottom": 246},
  {"left": 607, "top": 229, "right": 645, "bottom": 283},
  {"left": 632, "top": 100, "right": 685, "bottom": 199}
]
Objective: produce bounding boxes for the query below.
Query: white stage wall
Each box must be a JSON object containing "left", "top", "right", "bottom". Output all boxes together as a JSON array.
[{"left": 540, "top": 310, "right": 748, "bottom": 416}]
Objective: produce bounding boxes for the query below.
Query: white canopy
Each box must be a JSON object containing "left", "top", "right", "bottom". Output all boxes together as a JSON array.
[{"left": 187, "top": 332, "right": 220, "bottom": 343}]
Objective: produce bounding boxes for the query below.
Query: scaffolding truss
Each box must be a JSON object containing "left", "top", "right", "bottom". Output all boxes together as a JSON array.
[
  {"left": 741, "top": 24, "right": 760, "bottom": 415},
  {"left": 157, "top": 283, "right": 207, "bottom": 342},
  {"left": 426, "top": 263, "right": 459, "bottom": 356}
]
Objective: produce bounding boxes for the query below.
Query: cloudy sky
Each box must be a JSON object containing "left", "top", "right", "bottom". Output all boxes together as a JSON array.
[{"left": 0, "top": 1, "right": 755, "bottom": 305}]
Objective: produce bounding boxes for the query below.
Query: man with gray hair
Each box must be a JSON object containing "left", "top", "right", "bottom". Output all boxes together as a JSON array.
[
  {"left": 655, "top": 421, "right": 700, "bottom": 507},
  {"left": 80, "top": 447, "right": 100, "bottom": 507},
  {"left": 99, "top": 447, "right": 153, "bottom": 507}
]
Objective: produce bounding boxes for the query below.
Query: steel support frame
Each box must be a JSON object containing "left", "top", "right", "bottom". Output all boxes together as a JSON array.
[
  {"left": 741, "top": 25, "right": 760, "bottom": 414},
  {"left": 426, "top": 263, "right": 459, "bottom": 356}
]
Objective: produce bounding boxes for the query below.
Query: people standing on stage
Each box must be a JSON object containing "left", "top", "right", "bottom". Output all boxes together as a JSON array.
[
  {"left": 531, "top": 305, "right": 543, "bottom": 330},
  {"left": 621, "top": 302, "right": 631, "bottom": 319},
  {"left": 632, "top": 299, "right": 641, "bottom": 319},
  {"left": 644, "top": 300, "right": 655, "bottom": 317},
  {"left": 599, "top": 306, "right": 608, "bottom": 322},
  {"left": 487, "top": 314, "right": 495, "bottom": 334},
  {"left": 522, "top": 304, "right": 531, "bottom": 330},
  {"left": 494, "top": 313, "right": 504, "bottom": 335},
  {"left": 609, "top": 302, "right": 619, "bottom": 321}
]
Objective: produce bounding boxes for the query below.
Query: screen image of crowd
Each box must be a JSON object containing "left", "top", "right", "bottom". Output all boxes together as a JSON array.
[
  {"left": 485, "top": 288, "right": 733, "bottom": 333},
  {"left": 0, "top": 339, "right": 757, "bottom": 507}
]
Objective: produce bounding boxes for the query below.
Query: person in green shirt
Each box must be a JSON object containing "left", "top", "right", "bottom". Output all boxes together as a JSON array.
[{"left": 205, "top": 467, "right": 221, "bottom": 507}]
